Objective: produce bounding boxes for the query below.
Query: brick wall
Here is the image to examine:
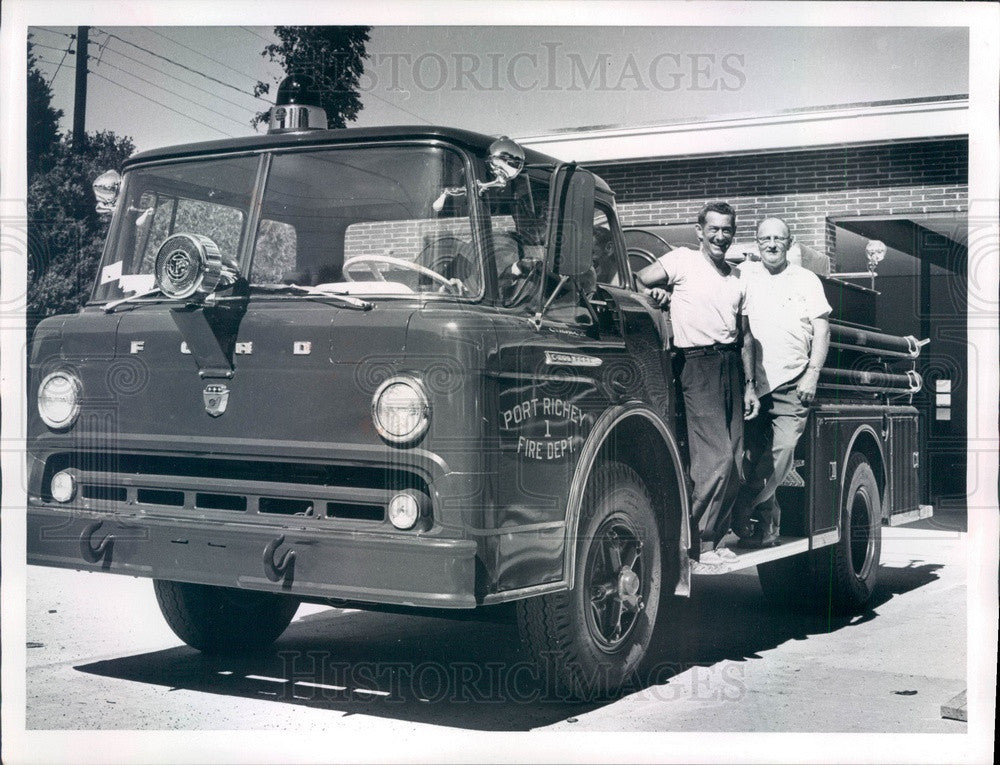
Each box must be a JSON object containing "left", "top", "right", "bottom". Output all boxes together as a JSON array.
[
  {"left": 587, "top": 139, "right": 968, "bottom": 268},
  {"left": 344, "top": 218, "right": 474, "bottom": 260}
]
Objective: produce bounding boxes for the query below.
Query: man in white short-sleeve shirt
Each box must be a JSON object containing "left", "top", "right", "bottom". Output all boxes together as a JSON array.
[
  {"left": 637, "top": 202, "right": 759, "bottom": 565},
  {"left": 734, "top": 217, "right": 831, "bottom": 548}
]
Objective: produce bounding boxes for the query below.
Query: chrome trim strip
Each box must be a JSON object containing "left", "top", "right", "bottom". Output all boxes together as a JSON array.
[
  {"left": 888, "top": 504, "right": 934, "bottom": 526},
  {"left": 467, "top": 521, "right": 566, "bottom": 537},
  {"left": 544, "top": 350, "right": 603, "bottom": 367},
  {"left": 481, "top": 580, "right": 568, "bottom": 604},
  {"left": 811, "top": 529, "right": 840, "bottom": 548},
  {"left": 692, "top": 538, "right": 811, "bottom": 575}
]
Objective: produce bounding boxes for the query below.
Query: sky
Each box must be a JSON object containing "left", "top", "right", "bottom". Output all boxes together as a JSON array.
[{"left": 28, "top": 25, "right": 968, "bottom": 153}]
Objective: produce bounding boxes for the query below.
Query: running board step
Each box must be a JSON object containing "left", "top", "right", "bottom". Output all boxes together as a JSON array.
[
  {"left": 692, "top": 535, "right": 810, "bottom": 575},
  {"left": 887, "top": 504, "right": 934, "bottom": 526}
]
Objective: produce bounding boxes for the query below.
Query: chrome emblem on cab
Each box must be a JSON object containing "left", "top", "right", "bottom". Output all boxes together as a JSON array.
[{"left": 203, "top": 383, "right": 230, "bottom": 417}]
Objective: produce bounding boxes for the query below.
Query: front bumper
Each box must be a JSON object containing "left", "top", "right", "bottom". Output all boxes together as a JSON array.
[{"left": 28, "top": 504, "right": 478, "bottom": 608}]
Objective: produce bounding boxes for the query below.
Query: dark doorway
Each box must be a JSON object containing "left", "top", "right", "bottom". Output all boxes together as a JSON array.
[{"left": 831, "top": 215, "right": 968, "bottom": 511}]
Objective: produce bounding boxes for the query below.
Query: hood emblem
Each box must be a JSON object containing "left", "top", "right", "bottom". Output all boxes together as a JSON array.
[{"left": 203, "top": 383, "right": 230, "bottom": 417}]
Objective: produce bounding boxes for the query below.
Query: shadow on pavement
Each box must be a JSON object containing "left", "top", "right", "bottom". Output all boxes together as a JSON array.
[{"left": 75, "top": 561, "right": 943, "bottom": 731}]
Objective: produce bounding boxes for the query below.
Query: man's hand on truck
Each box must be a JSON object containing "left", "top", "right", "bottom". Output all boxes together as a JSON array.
[{"left": 644, "top": 286, "right": 670, "bottom": 308}]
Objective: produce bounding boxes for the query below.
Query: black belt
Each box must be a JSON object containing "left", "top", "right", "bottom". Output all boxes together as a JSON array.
[{"left": 678, "top": 342, "right": 738, "bottom": 357}]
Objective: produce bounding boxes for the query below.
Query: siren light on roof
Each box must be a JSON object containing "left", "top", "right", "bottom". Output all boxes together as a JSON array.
[{"left": 267, "top": 75, "right": 328, "bottom": 134}]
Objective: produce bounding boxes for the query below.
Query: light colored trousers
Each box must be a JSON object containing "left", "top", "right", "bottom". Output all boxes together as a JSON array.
[{"left": 735, "top": 377, "right": 809, "bottom": 536}]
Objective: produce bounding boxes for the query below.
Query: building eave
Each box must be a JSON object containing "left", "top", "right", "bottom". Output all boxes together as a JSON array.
[{"left": 516, "top": 96, "right": 969, "bottom": 164}]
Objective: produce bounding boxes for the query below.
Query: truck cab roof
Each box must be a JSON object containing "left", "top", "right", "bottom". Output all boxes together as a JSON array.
[{"left": 125, "top": 125, "right": 614, "bottom": 195}]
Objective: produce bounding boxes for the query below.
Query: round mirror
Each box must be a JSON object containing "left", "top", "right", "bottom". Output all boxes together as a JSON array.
[
  {"left": 487, "top": 137, "right": 526, "bottom": 182},
  {"left": 93, "top": 169, "right": 122, "bottom": 216}
]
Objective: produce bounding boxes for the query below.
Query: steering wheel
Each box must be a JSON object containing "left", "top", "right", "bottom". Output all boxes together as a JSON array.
[{"left": 342, "top": 255, "right": 463, "bottom": 294}]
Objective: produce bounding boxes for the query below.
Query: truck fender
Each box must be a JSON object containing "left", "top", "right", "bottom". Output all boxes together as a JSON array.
[
  {"left": 563, "top": 404, "right": 692, "bottom": 597},
  {"left": 839, "top": 423, "right": 888, "bottom": 525}
]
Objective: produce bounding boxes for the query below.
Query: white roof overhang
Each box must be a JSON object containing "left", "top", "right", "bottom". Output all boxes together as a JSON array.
[{"left": 516, "top": 96, "right": 969, "bottom": 164}]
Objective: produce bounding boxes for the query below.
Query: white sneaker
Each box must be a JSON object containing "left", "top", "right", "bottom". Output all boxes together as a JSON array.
[{"left": 696, "top": 549, "right": 732, "bottom": 567}]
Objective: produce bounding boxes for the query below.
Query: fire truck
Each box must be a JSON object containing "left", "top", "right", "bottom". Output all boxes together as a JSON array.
[{"left": 27, "top": 78, "right": 932, "bottom": 698}]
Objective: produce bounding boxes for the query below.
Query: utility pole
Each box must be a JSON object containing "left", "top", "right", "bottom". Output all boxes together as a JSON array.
[{"left": 73, "top": 26, "right": 88, "bottom": 147}]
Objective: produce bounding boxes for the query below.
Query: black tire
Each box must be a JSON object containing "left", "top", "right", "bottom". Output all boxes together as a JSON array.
[
  {"left": 757, "top": 452, "right": 881, "bottom": 614},
  {"left": 153, "top": 580, "right": 299, "bottom": 654},
  {"left": 516, "top": 462, "right": 662, "bottom": 699},
  {"left": 821, "top": 452, "right": 882, "bottom": 613}
]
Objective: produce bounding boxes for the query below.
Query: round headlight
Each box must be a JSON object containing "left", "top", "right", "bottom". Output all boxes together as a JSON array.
[
  {"left": 51, "top": 470, "right": 77, "bottom": 503},
  {"left": 372, "top": 375, "right": 430, "bottom": 444},
  {"left": 37, "top": 371, "right": 82, "bottom": 429},
  {"left": 387, "top": 492, "right": 421, "bottom": 530}
]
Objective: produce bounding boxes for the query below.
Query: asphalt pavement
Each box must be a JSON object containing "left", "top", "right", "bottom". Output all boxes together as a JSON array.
[{"left": 23, "top": 511, "right": 968, "bottom": 735}]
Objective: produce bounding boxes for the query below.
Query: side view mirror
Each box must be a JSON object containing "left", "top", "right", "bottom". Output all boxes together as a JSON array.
[
  {"left": 546, "top": 163, "right": 595, "bottom": 280},
  {"left": 529, "top": 164, "right": 596, "bottom": 329},
  {"left": 93, "top": 169, "right": 122, "bottom": 217},
  {"left": 432, "top": 136, "right": 526, "bottom": 212},
  {"left": 477, "top": 136, "right": 526, "bottom": 195}
]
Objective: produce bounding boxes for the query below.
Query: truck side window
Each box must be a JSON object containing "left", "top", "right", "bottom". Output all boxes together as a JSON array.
[
  {"left": 487, "top": 173, "right": 550, "bottom": 307},
  {"left": 592, "top": 207, "right": 624, "bottom": 288}
]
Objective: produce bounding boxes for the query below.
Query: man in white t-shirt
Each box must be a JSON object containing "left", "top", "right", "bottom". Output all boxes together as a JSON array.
[
  {"left": 637, "top": 202, "right": 760, "bottom": 565},
  {"left": 734, "top": 217, "right": 831, "bottom": 548}
]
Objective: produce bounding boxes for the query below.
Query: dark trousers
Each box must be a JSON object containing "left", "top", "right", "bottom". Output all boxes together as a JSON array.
[{"left": 677, "top": 347, "right": 744, "bottom": 551}]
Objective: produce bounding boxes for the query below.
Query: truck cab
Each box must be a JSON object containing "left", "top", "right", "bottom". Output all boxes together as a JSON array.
[{"left": 27, "top": 81, "right": 930, "bottom": 699}]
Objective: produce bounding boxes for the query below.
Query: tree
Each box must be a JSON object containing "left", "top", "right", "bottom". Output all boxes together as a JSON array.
[
  {"left": 28, "top": 131, "right": 135, "bottom": 332},
  {"left": 253, "top": 26, "right": 371, "bottom": 130},
  {"left": 27, "top": 39, "right": 63, "bottom": 178},
  {"left": 26, "top": 46, "right": 135, "bottom": 336}
]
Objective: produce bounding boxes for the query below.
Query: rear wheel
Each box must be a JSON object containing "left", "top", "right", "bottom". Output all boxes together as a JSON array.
[
  {"left": 516, "top": 462, "right": 662, "bottom": 699},
  {"left": 822, "top": 452, "right": 882, "bottom": 613},
  {"left": 153, "top": 580, "right": 299, "bottom": 653},
  {"left": 758, "top": 452, "right": 882, "bottom": 614}
]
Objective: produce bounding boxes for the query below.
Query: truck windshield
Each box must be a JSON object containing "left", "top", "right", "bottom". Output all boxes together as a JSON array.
[{"left": 91, "top": 145, "right": 481, "bottom": 303}]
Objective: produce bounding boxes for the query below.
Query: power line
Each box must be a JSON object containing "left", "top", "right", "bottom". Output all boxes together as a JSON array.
[
  {"left": 34, "top": 55, "right": 251, "bottom": 138},
  {"left": 87, "top": 69, "right": 237, "bottom": 138},
  {"left": 87, "top": 54, "right": 255, "bottom": 129},
  {"left": 143, "top": 27, "right": 262, "bottom": 85},
  {"left": 34, "top": 30, "right": 264, "bottom": 118},
  {"left": 32, "top": 54, "right": 75, "bottom": 72},
  {"left": 37, "top": 29, "right": 430, "bottom": 129},
  {"left": 93, "top": 27, "right": 273, "bottom": 105},
  {"left": 240, "top": 26, "right": 274, "bottom": 44},
  {"left": 87, "top": 37, "right": 262, "bottom": 115},
  {"left": 51, "top": 44, "right": 74, "bottom": 84},
  {"left": 28, "top": 29, "right": 76, "bottom": 84},
  {"left": 28, "top": 41, "right": 76, "bottom": 54},
  {"left": 32, "top": 27, "right": 75, "bottom": 39}
]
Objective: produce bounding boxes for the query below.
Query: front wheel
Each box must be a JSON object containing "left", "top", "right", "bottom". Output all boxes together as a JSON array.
[
  {"left": 516, "top": 462, "right": 662, "bottom": 699},
  {"left": 153, "top": 580, "right": 299, "bottom": 653}
]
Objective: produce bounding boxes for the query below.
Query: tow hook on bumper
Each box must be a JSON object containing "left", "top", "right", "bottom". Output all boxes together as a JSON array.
[
  {"left": 80, "top": 521, "right": 115, "bottom": 566},
  {"left": 263, "top": 535, "right": 296, "bottom": 585}
]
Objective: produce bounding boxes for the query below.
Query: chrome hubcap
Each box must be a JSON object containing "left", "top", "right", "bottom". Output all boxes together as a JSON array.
[{"left": 585, "top": 520, "right": 645, "bottom": 650}]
